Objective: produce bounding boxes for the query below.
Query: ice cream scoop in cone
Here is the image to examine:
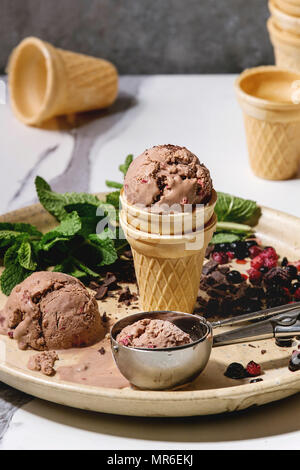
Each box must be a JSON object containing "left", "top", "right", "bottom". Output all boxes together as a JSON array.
[
  {"left": 235, "top": 65, "right": 300, "bottom": 180},
  {"left": 8, "top": 37, "right": 118, "bottom": 126},
  {"left": 120, "top": 189, "right": 217, "bottom": 313}
]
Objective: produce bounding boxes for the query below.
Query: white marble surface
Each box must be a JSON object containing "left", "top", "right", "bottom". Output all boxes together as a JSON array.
[{"left": 0, "top": 74, "right": 300, "bottom": 450}]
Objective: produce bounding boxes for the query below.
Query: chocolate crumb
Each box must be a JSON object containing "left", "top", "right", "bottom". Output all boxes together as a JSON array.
[
  {"left": 261, "top": 349, "right": 267, "bottom": 355},
  {"left": 89, "top": 281, "right": 100, "bottom": 290},
  {"left": 248, "top": 344, "right": 256, "bottom": 348},
  {"left": 101, "top": 311, "right": 108, "bottom": 323},
  {"left": 98, "top": 347, "right": 106, "bottom": 355}
]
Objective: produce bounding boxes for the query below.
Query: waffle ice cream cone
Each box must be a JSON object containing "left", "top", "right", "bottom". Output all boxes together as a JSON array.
[
  {"left": 235, "top": 65, "right": 300, "bottom": 180},
  {"left": 8, "top": 37, "right": 118, "bottom": 126},
  {"left": 120, "top": 190, "right": 217, "bottom": 313},
  {"left": 267, "top": 17, "right": 300, "bottom": 72}
]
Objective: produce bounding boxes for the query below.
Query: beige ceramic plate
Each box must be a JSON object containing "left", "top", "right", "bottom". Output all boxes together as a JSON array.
[{"left": 0, "top": 197, "right": 300, "bottom": 417}]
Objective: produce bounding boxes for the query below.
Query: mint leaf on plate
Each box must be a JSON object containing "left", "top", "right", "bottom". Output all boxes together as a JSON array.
[
  {"left": 17, "top": 241, "right": 37, "bottom": 271},
  {"left": 35, "top": 176, "right": 100, "bottom": 222},
  {"left": 215, "top": 192, "right": 258, "bottom": 224}
]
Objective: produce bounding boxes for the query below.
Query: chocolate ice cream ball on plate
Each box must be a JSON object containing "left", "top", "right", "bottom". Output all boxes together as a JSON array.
[{"left": 3, "top": 271, "right": 104, "bottom": 350}]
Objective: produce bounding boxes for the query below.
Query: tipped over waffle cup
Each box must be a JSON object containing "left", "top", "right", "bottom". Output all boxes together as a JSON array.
[
  {"left": 8, "top": 37, "right": 118, "bottom": 126},
  {"left": 267, "top": 17, "right": 300, "bottom": 72},
  {"left": 276, "top": 0, "right": 300, "bottom": 16},
  {"left": 119, "top": 189, "right": 217, "bottom": 313},
  {"left": 235, "top": 65, "right": 300, "bottom": 180}
]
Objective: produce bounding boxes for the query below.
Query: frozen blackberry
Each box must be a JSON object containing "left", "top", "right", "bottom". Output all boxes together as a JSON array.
[
  {"left": 281, "top": 257, "right": 288, "bottom": 267},
  {"left": 226, "top": 270, "right": 243, "bottom": 284},
  {"left": 224, "top": 362, "right": 247, "bottom": 379},
  {"left": 284, "top": 265, "right": 298, "bottom": 280},
  {"left": 250, "top": 378, "right": 263, "bottom": 383},
  {"left": 275, "top": 338, "right": 293, "bottom": 348},
  {"left": 264, "top": 267, "right": 291, "bottom": 288},
  {"left": 291, "top": 282, "right": 300, "bottom": 294}
]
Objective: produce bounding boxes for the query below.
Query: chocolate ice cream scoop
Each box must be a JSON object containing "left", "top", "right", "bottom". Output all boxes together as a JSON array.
[
  {"left": 116, "top": 318, "right": 192, "bottom": 349},
  {"left": 3, "top": 271, "right": 104, "bottom": 350},
  {"left": 124, "top": 145, "right": 213, "bottom": 211}
]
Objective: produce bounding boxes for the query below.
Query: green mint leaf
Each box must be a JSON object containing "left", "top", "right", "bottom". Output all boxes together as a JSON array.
[
  {"left": 89, "top": 233, "right": 118, "bottom": 266},
  {"left": 119, "top": 154, "right": 133, "bottom": 177},
  {"left": 0, "top": 223, "right": 42, "bottom": 237},
  {"left": 105, "top": 191, "right": 120, "bottom": 210},
  {"left": 215, "top": 192, "right": 258, "bottom": 224},
  {"left": 17, "top": 241, "right": 37, "bottom": 271},
  {"left": 105, "top": 180, "right": 123, "bottom": 189},
  {"left": 1, "top": 244, "right": 31, "bottom": 295},
  {"left": 211, "top": 232, "right": 241, "bottom": 245},
  {"left": 40, "top": 212, "right": 82, "bottom": 250},
  {"left": 35, "top": 176, "right": 100, "bottom": 221}
]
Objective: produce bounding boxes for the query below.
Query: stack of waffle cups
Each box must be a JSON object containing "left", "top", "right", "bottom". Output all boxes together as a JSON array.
[
  {"left": 268, "top": 1, "right": 300, "bottom": 72},
  {"left": 235, "top": 66, "right": 300, "bottom": 180},
  {"left": 119, "top": 189, "right": 217, "bottom": 314}
]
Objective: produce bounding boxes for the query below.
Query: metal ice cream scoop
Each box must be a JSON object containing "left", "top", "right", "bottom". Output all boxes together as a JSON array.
[{"left": 110, "top": 303, "right": 300, "bottom": 390}]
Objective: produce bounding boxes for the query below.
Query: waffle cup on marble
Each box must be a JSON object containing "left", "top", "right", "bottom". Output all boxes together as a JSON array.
[
  {"left": 119, "top": 189, "right": 217, "bottom": 313},
  {"left": 8, "top": 37, "right": 118, "bottom": 126},
  {"left": 235, "top": 65, "right": 300, "bottom": 180},
  {"left": 267, "top": 17, "right": 300, "bottom": 72}
]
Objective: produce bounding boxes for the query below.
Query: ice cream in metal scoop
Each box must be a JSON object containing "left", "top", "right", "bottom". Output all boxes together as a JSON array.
[{"left": 111, "top": 305, "right": 300, "bottom": 390}]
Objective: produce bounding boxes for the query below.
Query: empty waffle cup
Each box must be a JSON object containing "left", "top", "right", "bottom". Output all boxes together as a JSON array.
[
  {"left": 267, "top": 17, "right": 300, "bottom": 72},
  {"left": 119, "top": 190, "right": 217, "bottom": 314},
  {"left": 235, "top": 65, "right": 300, "bottom": 180},
  {"left": 276, "top": 0, "right": 300, "bottom": 16},
  {"left": 269, "top": 0, "right": 300, "bottom": 34},
  {"left": 8, "top": 37, "right": 118, "bottom": 126}
]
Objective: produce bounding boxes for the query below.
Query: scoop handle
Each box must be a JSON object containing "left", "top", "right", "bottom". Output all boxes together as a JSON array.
[
  {"left": 213, "top": 310, "right": 300, "bottom": 347},
  {"left": 211, "top": 302, "right": 300, "bottom": 329}
]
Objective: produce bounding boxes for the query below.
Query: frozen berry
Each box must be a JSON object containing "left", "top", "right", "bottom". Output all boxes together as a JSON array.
[
  {"left": 276, "top": 338, "right": 293, "bottom": 347},
  {"left": 294, "top": 287, "right": 300, "bottom": 300},
  {"left": 284, "top": 264, "right": 298, "bottom": 279},
  {"left": 212, "top": 251, "right": 228, "bottom": 265},
  {"left": 247, "top": 268, "right": 262, "bottom": 284},
  {"left": 226, "top": 270, "right": 243, "bottom": 284},
  {"left": 263, "top": 257, "right": 278, "bottom": 269},
  {"left": 224, "top": 362, "right": 247, "bottom": 379},
  {"left": 281, "top": 257, "right": 288, "bottom": 267},
  {"left": 250, "top": 378, "right": 263, "bottom": 383},
  {"left": 245, "top": 240, "right": 258, "bottom": 248},
  {"left": 251, "top": 255, "right": 264, "bottom": 270},
  {"left": 226, "top": 251, "right": 235, "bottom": 260},
  {"left": 264, "top": 267, "right": 291, "bottom": 287},
  {"left": 259, "top": 266, "right": 269, "bottom": 274},
  {"left": 261, "top": 246, "right": 278, "bottom": 260},
  {"left": 249, "top": 245, "right": 263, "bottom": 259},
  {"left": 246, "top": 360, "right": 261, "bottom": 377},
  {"left": 289, "top": 351, "right": 300, "bottom": 372},
  {"left": 290, "top": 282, "right": 300, "bottom": 294}
]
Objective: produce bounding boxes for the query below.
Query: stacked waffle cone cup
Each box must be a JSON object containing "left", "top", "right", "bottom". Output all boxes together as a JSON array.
[
  {"left": 120, "top": 189, "right": 217, "bottom": 313},
  {"left": 268, "top": 1, "right": 300, "bottom": 71}
]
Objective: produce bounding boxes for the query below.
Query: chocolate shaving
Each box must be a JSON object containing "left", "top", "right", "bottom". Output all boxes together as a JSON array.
[{"left": 95, "top": 285, "right": 108, "bottom": 300}]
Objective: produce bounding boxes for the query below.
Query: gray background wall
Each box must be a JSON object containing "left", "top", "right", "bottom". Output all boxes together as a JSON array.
[{"left": 1, "top": 0, "right": 273, "bottom": 74}]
